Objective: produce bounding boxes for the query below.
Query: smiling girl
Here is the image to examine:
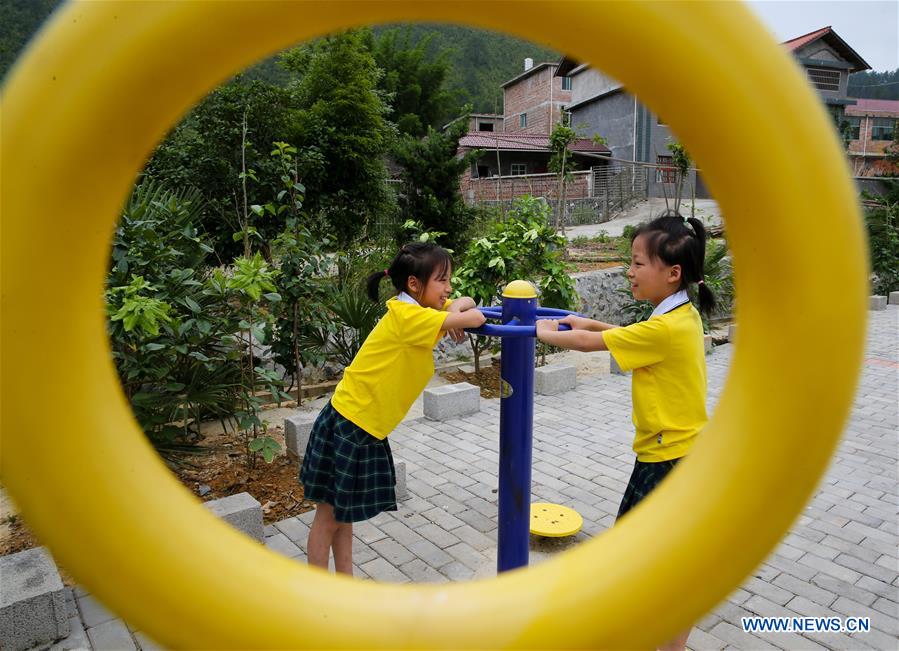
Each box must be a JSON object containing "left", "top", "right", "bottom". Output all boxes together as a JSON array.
[
  {"left": 300, "top": 242, "right": 485, "bottom": 575},
  {"left": 536, "top": 214, "right": 716, "bottom": 651}
]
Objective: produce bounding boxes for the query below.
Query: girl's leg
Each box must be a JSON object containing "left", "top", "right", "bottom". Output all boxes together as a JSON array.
[
  {"left": 332, "top": 522, "right": 354, "bottom": 575},
  {"left": 307, "top": 503, "right": 339, "bottom": 569}
]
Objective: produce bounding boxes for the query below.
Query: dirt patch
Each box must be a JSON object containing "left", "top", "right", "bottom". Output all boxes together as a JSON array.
[
  {"left": 1, "top": 412, "right": 316, "bottom": 560},
  {"left": 441, "top": 359, "right": 503, "bottom": 399},
  {"left": 571, "top": 261, "right": 624, "bottom": 273}
]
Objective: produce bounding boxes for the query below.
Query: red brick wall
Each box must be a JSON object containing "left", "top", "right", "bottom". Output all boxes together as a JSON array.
[
  {"left": 460, "top": 171, "right": 591, "bottom": 203},
  {"left": 845, "top": 110, "right": 899, "bottom": 176},
  {"left": 503, "top": 67, "right": 572, "bottom": 135}
]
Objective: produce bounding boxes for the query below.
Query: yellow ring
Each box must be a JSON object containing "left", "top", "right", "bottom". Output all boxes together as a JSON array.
[{"left": 1, "top": 1, "right": 867, "bottom": 648}]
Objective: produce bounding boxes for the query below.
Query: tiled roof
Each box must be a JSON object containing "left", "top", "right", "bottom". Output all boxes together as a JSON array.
[
  {"left": 782, "top": 25, "right": 871, "bottom": 72},
  {"left": 847, "top": 98, "right": 899, "bottom": 114},
  {"left": 783, "top": 26, "right": 833, "bottom": 52},
  {"left": 458, "top": 132, "right": 610, "bottom": 154}
]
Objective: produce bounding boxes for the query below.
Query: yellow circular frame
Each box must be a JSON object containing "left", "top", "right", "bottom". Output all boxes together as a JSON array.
[{"left": 1, "top": 2, "right": 867, "bottom": 649}]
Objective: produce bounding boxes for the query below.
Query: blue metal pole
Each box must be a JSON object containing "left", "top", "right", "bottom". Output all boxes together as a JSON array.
[{"left": 496, "top": 281, "right": 537, "bottom": 572}]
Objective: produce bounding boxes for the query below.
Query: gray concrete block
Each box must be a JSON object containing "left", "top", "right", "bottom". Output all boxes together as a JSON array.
[
  {"left": 284, "top": 410, "right": 319, "bottom": 459},
  {"left": 203, "top": 492, "right": 263, "bottom": 542},
  {"left": 534, "top": 364, "right": 577, "bottom": 395},
  {"left": 728, "top": 323, "right": 737, "bottom": 343},
  {"left": 609, "top": 353, "right": 628, "bottom": 375},
  {"left": 704, "top": 334, "right": 712, "bottom": 355},
  {"left": 0, "top": 547, "right": 69, "bottom": 651},
  {"left": 423, "top": 382, "right": 479, "bottom": 421},
  {"left": 889, "top": 291, "right": 899, "bottom": 305},
  {"left": 395, "top": 459, "right": 408, "bottom": 501},
  {"left": 870, "top": 295, "right": 887, "bottom": 310}
]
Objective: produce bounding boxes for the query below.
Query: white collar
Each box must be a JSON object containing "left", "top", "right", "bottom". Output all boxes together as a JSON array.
[
  {"left": 396, "top": 291, "right": 420, "bottom": 306},
  {"left": 651, "top": 289, "right": 690, "bottom": 317}
]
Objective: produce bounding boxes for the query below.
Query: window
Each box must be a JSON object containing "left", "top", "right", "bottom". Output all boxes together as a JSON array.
[
  {"left": 478, "top": 122, "right": 494, "bottom": 132},
  {"left": 807, "top": 67, "right": 841, "bottom": 92},
  {"left": 656, "top": 155, "right": 676, "bottom": 183},
  {"left": 561, "top": 107, "right": 571, "bottom": 126},
  {"left": 871, "top": 118, "right": 896, "bottom": 141},
  {"left": 510, "top": 163, "right": 527, "bottom": 176},
  {"left": 561, "top": 76, "right": 572, "bottom": 91},
  {"left": 846, "top": 116, "right": 862, "bottom": 141},
  {"left": 520, "top": 113, "right": 528, "bottom": 128}
]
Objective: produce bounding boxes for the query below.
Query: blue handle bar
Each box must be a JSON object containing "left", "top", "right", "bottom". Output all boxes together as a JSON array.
[
  {"left": 465, "top": 306, "right": 584, "bottom": 338},
  {"left": 466, "top": 322, "right": 571, "bottom": 338}
]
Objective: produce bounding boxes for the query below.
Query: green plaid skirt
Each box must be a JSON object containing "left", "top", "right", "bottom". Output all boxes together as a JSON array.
[
  {"left": 616, "top": 457, "right": 681, "bottom": 521},
  {"left": 300, "top": 401, "right": 397, "bottom": 523}
]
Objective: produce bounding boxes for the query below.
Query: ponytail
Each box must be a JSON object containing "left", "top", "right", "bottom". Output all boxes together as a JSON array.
[
  {"left": 366, "top": 269, "right": 389, "bottom": 302},
  {"left": 686, "top": 217, "right": 716, "bottom": 316}
]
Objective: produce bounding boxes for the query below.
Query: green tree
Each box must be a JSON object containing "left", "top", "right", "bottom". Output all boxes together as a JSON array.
[
  {"left": 548, "top": 123, "right": 578, "bottom": 233},
  {"left": 362, "top": 27, "right": 454, "bottom": 137},
  {"left": 281, "top": 31, "right": 395, "bottom": 253},
  {"left": 145, "top": 78, "right": 299, "bottom": 257},
  {"left": 453, "top": 196, "right": 578, "bottom": 372},
  {"left": 392, "top": 115, "right": 479, "bottom": 252}
]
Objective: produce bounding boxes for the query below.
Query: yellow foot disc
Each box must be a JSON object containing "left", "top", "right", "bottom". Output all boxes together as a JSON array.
[{"left": 530, "top": 503, "right": 583, "bottom": 538}]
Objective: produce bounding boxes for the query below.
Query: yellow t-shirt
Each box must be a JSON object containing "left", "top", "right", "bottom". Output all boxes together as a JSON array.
[
  {"left": 331, "top": 297, "right": 450, "bottom": 440},
  {"left": 603, "top": 304, "right": 707, "bottom": 462}
]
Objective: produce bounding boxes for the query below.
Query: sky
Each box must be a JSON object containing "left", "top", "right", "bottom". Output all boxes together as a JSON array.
[{"left": 747, "top": 0, "right": 898, "bottom": 71}]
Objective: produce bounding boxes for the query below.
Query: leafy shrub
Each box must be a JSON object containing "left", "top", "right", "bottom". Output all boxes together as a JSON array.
[{"left": 453, "top": 195, "right": 578, "bottom": 370}]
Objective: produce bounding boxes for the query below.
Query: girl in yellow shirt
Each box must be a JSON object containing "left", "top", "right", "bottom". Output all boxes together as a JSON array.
[
  {"left": 537, "top": 213, "right": 717, "bottom": 651},
  {"left": 301, "top": 242, "right": 485, "bottom": 575}
]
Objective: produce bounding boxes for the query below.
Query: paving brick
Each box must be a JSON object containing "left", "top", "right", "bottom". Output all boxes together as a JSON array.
[
  {"left": 810, "top": 574, "right": 878, "bottom": 606},
  {"left": 439, "top": 561, "right": 475, "bottom": 581},
  {"left": 377, "top": 520, "right": 425, "bottom": 547},
  {"left": 360, "top": 558, "right": 409, "bottom": 583},
  {"left": 85, "top": 618, "right": 136, "bottom": 650},
  {"left": 352, "top": 520, "right": 388, "bottom": 545},
  {"left": 772, "top": 573, "right": 837, "bottom": 607},
  {"left": 399, "top": 558, "right": 449, "bottom": 583},
  {"left": 414, "top": 523, "right": 461, "bottom": 549},
  {"left": 76, "top": 593, "right": 116, "bottom": 628},
  {"left": 444, "top": 541, "right": 489, "bottom": 571},
  {"left": 369, "top": 539, "right": 417, "bottom": 566},
  {"left": 452, "top": 524, "right": 495, "bottom": 552},
  {"left": 421, "top": 507, "right": 466, "bottom": 531},
  {"left": 799, "top": 553, "right": 863, "bottom": 584},
  {"left": 708, "top": 622, "right": 774, "bottom": 650},
  {"left": 273, "top": 516, "right": 309, "bottom": 545},
  {"left": 407, "top": 539, "right": 454, "bottom": 568},
  {"left": 264, "top": 533, "right": 302, "bottom": 559}
]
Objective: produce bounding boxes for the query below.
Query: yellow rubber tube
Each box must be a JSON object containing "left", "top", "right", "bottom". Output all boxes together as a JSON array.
[{"left": 1, "top": 1, "right": 867, "bottom": 648}]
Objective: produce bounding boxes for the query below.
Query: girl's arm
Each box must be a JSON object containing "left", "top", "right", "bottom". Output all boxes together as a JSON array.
[
  {"left": 559, "top": 314, "right": 616, "bottom": 332},
  {"left": 442, "top": 296, "right": 482, "bottom": 342},
  {"left": 446, "top": 296, "right": 476, "bottom": 313},
  {"left": 443, "top": 305, "right": 487, "bottom": 331},
  {"left": 536, "top": 319, "right": 609, "bottom": 352}
]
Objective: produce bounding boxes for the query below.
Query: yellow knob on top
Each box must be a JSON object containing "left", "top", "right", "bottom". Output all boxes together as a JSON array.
[{"left": 502, "top": 280, "right": 537, "bottom": 299}]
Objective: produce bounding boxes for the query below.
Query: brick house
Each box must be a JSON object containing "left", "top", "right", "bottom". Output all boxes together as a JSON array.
[
  {"left": 554, "top": 25, "right": 872, "bottom": 198},
  {"left": 501, "top": 59, "right": 572, "bottom": 135},
  {"left": 845, "top": 99, "right": 899, "bottom": 177}
]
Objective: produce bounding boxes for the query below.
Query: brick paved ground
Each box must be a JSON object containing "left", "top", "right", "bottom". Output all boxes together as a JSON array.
[{"left": 42, "top": 307, "right": 897, "bottom": 650}]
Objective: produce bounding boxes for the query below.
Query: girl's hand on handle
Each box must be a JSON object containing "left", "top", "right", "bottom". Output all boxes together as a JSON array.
[
  {"left": 536, "top": 319, "right": 561, "bottom": 335},
  {"left": 443, "top": 306, "right": 486, "bottom": 332},
  {"left": 559, "top": 314, "right": 592, "bottom": 330}
]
